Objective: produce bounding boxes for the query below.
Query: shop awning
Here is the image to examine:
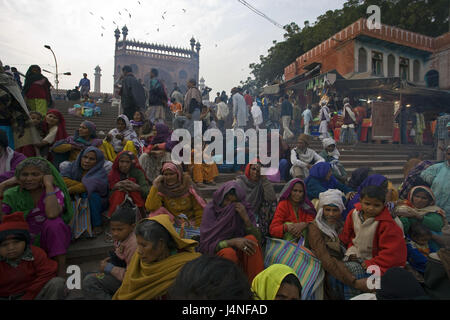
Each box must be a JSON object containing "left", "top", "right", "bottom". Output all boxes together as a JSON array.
[{"left": 262, "top": 84, "right": 281, "bottom": 95}]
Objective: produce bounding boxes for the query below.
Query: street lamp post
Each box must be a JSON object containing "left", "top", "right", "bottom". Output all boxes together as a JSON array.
[{"left": 44, "top": 45, "right": 59, "bottom": 90}]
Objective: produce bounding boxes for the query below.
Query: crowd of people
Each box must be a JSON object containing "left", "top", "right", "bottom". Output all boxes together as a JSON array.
[{"left": 1, "top": 61, "right": 450, "bottom": 301}]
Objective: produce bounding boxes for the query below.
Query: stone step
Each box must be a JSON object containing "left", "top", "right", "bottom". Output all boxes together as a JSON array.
[{"left": 66, "top": 233, "right": 114, "bottom": 265}]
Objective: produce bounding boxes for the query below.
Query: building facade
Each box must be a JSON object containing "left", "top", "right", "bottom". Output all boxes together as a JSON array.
[
  {"left": 284, "top": 18, "right": 450, "bottom": 90},
  {"left": 114, "top": 25, "right": 200, "bottom": 95}
]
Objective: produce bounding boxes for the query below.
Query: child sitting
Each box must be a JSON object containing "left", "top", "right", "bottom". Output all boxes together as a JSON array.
[
  {"left": 82, "top": 205, "right": 137, "bottom": 300},
  {"left": 406, "top": 222, "right": 434, "bottom": 274},
  {"left": 339, "top": 185, "right": 407, "bottom": 276},
  {"left": 0, "top": 212, "right": 66, "bottom": 300}
]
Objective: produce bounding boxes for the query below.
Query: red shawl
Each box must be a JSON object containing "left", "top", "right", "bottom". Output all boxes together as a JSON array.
[{"left": 42, "top": 109, "right": 68, "bottom": 142}]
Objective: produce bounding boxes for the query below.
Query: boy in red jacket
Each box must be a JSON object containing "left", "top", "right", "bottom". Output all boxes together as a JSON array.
[
  {"left": 0, "top": 212, "right": 66, "bottom": 300},
  {"left": 339, "top": 186, "right": 406, "bottom": 275}
]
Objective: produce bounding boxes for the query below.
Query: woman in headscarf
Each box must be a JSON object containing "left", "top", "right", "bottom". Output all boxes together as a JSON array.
[
  {"left": 139, "top": 123, "right": 176, "bottom": 182},
  {"left": 145, "top": 162, "right": 206, "bottom": 228},
  {"left": 22, "top": 65, "right": 52, "bottom": 116},
  {"left": 108, "top": 151, "right": 150, "bottom": 219},
  {"left": 61, "top": 146, "right": 108, "bottom": 238},
  {"left": 269, "top": 178, "right": 316, "bottom": 242},
  {"left": 35, "top": 109, "right": 68, "bottom": 160},
  {"left": 304, "top": 162, "right": 353, "bottom": 203},
  {"left": 394, "top": 186, "right": 447, "bottom": 235},
  {"left": 1, "top": 157, "right": 73, "bottom": 277},
  {"left": 347, "top": 167, "right": 373, "bottom": 191},
  {"left": 112, "top": 215, "right": 201, "bottom": 300},
  {"left": 319, "top": 138, "right": 348, "bottom": 184},
  {"left": 399, "top": 160, "right": 434, "bottom": 200},
  {"left": 305, "top": 189, "right": 371, "bottom": 299},
  {"left": 105, "top": 115, "right": 144, "bottom": 158},
  {"left": 51, "top": 121, "right": 104, "bottom": 168},
  {"left": 235, "top": 160, "right": 277, "bottom": 239},
  {"left": 199, "top": 181, "right": 264, "bottom": 282},
  {"left": 252, "top": 264, "right": 302, "bottom": 300},
  {"left": 290, "top": 134, "right": 324, "bottom": 179}
]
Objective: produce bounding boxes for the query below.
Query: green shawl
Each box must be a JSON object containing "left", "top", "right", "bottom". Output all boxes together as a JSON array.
[{"left": 2, "top": 157, "right": 74, "bottom": 225}]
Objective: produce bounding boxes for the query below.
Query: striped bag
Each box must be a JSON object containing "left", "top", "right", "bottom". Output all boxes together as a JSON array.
[
  {"left": 264, "top": 237, "right": 324, "bottom": 300},
  {"left": 70, "top": 195, "right": 93, "bottom": 240}
]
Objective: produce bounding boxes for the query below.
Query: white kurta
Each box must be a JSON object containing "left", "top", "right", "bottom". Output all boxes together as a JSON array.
[{"left": 232, "top": 93, "right": 248, "bottom": 128}]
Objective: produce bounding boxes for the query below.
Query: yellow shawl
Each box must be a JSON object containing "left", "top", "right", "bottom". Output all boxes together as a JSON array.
[
  {"left": 112, "top": 215, "right": 201, "bottom": 300},
  {"left": 251, "top": 264, "right": 297, "bottom": 300}
]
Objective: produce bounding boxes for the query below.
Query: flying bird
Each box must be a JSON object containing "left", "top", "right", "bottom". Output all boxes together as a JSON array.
[
  {"left": 125, "top": 9, "right": 129, "bottom": 12},
  {"left": 163, "top": 11, "right": 167, "bottom": 15},
  {"left": 89, "top": 11, "right": 94, "bottom": 15},
  {"left": 119, "top": 11, "right": 122, "bottom": 15},
  {"left": 182, "top": 9, "right": 186, "bottom": 13},
  {"left": 157, "top": 28, "right": 160, "bottom": 32},
  {"left": 100, "top": 16, "right": 104, "bottom": 20},
  {"left": 162, "top": 15, "right": 165, "bottom": 20},
  {"left": 101, "top": 26, "right": 105, "bottom": 30},
  {"left": 101, "top": 33, "right": 104, "bottom": 37},
  {"left": 138, "top": 1, "right": 141, "bottom": 4},
  {"left": 172, "top": 24, "right": 175, "bottom": 27},
  {"left": 129, "top": 13, "right": 132, "bottom": 18}
]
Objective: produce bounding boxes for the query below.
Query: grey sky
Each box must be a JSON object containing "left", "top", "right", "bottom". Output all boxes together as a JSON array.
[{"left": 1, "top": 0, "right": 348, "bottom": 94}]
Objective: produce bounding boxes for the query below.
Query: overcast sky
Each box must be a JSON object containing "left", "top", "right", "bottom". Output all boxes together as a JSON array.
[{"left": 1, "top": 0, "right": 348, "bottom": 94}]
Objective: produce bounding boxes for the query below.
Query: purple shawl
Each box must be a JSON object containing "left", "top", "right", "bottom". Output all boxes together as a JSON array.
[
  {"left": 61, "top": 146, "right": 108, "bottom": 197},
  {"left": 149, "top": 123, "right": 177, "bottom": 151},
  {"left": 53, "top": 120, "right": 102, "bottom": 150},
  {"left": 344, "top": 174, "right": 387, "bottom": 219},
  {"left": 199, "top": 181, "right": 256, "bottom": 255},
  {"left": 278, "top": 178, "right": 316, "bottom": 216},
  {"left": 304, "top": 162, "right": 339, "bottom": 190},
  {"left": 0, "top": 150, "right": 26, "bottom": 183}
]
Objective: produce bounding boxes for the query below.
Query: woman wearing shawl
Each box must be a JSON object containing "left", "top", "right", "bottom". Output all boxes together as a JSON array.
[
  {"left": 305, "top": 189, "right": 371, "bottom": 299},
  {"left": 108, "top": 151, "right": 150, "bottom": 219},
  {"left": 130, "top": 111, "right": 145, "bottom": 137},
  {"left": 52, "top": 121, "right": 104, "bottom": 167},
  {"left": 61, "top": 146, "right": 108, "bottom": 237},
  {"left": 304, "top": 162, "right": 353, "bottom": 202},
  {"left": 269, "top": 178, "right": 316, "bottom": 242},
  {"left": 252, "top": 264, "right": 302, "bottom": 300},
  {"left": 105, "top": 115, "right": 144, "bottom": 158},
  {"left": 0, "top": 157, "right": 73, "bottom": 277},
  {"left": 113, "top": 215, "right": 201, "bottom": 300},
  {"left": 35, "top": 109, "right": 68, "bottom": 160},
  {"left": 290, "top": 134, "right": 325, "bottom": 179},
  {"left": 394, "top": 186, "right": 447, "bottom": 234},
  {"left": 236, "top": 161, "right": 277, "bottom": 239},
  {"left": 199, "top": 181, "right": 264, "bottom": 282},
  {"left": 22, "top": 65, "right": 52, "bottom": 116},
  {"left": 319, "top": 138, "right": 348, "bottom": 184},
  {"left": 139, "top": 123, "right": 176, "bottom": 182},
  {"left": 347, "top": 167, "right": 373, "bottom": 191},
  {"left": 399, "top": 160, "right": 434, "bottom": 200},
  {"left": 145, "top": 162, "right": 206, "bottom": 227}
]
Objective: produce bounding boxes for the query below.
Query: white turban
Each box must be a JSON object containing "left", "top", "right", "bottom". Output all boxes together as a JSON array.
[
  {"left": 322, "top": 138, "right": 336, "bottom": 149},
  {"left": 314, "top": 189, "right": 345, "bottom": 240},
  {"left": 319, "top": 189, "right": 345, "bottom": 212}
]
